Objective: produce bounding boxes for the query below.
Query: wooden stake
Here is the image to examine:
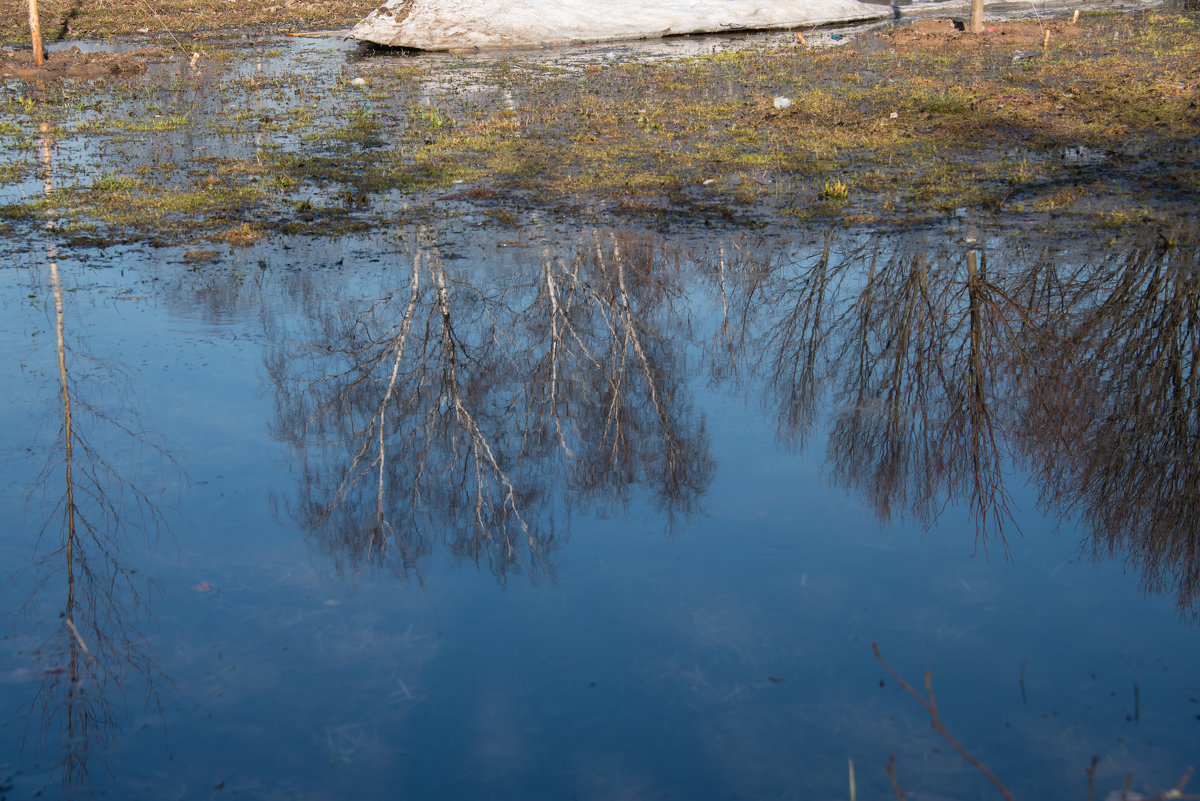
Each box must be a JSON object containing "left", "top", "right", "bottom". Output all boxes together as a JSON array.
[
  {"left": 28, "top": 0, "right": 44, "bottom": 67},
  {"left": 1043, "top": 29, "right": 1050, "bottom": 50},
  {"left": 969, "top": 0, "right": 984, "bottom": 33}
]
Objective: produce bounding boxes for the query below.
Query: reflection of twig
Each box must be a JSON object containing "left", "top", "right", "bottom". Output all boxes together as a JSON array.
[
  {"left": 64, "top": 617, "right": 93, "bottom": 662},
  {"left": 886, "top": 752, "right": 907, "bottom": 801},
  {"left": 872, "top": 642, "right": 1016, "bottom": 801},
  {"left": 1086, "top": 756, "right": 1099, "bottom": 801}
]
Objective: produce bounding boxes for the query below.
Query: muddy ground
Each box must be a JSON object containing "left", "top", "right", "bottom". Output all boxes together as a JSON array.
[
  {"left": 0, "top": 45, "right": 168, "bottom": 79},
  {"left": 0, "top": 5, "right": 1196, "bottom": 248},
  {"left": 0, "top": 0, "right": 378, "bottom": 43}
]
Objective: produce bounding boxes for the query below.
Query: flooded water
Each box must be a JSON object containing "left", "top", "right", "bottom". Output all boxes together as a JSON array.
[
  {"left": 3, "top": 216, "right": 1199, "bottom": 801},
  {"left": 2, "top": 16, "right": 1199, "bottom": 801}
]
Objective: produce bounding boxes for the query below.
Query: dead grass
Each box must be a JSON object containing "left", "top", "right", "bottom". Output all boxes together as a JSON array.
[{"left": 0, "top": 0, "right": 378, "bottom": 43}]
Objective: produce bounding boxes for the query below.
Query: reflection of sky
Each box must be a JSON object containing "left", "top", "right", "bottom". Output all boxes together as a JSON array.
[{"left": 1, "top": 230, "right": 1197, "bottom": 801}]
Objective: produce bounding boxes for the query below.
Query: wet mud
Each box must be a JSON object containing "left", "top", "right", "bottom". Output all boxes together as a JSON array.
[{"left": 0, "top": 46, "right": 165, "bottom": 80}]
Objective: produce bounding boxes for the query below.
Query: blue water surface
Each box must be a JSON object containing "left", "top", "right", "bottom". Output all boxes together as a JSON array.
[{"left": 2, "top": 225, "right": 1197, "bottom": 801}]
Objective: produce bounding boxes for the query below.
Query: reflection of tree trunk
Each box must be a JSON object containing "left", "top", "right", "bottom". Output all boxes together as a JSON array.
[
  {"left": 50, "top": 253, "right": 94, "bottom": 783},
  {"left": 43, "top": 121, "right": 82, "bottom": 651},
  {"left": 705, "top": 244, "right": 764, "bottom": 383},
  {"left": 953, "top": 247, "right": 1010, "bottom": 549},
  {"left": 429, "top": 252, "right": 531, "bottom": 556},
  {"left": 29, "top": 119, "right": 167, "bottom": 796},
  {"left": 332, "top": 254, "right": 421, "bottom": 562}
]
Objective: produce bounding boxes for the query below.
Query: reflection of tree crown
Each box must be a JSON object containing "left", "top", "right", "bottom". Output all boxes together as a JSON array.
[
  {"left": 268, "top": 229, "right": 713, "bottom": 582},
  {"left": 264, "top": 223, "right": 1200, "bottom": 616}
]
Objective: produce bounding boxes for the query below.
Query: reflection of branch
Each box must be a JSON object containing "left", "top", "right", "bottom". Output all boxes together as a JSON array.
[
  {"left": 872, "top": 642, "right": 1016, "bottom": 801},
  {"left": 431, "top": 255, "right": 532, "bottom": 557},
  {"left": 329, "top": 254, "right": 421, "bottom": 562},
  {"left": 580, "top": 231, "right": 713, "bottom": 518}
]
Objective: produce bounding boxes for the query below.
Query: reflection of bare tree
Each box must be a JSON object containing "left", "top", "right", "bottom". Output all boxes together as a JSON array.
[
  {"left": 827, "top": 246, "right": 946, "bottom": 530},
  {"left": 740, "top": 227, "right": 1198, "bottom": 607},
  {"left": 1026, "top": 235, "right": 1200, "bottom": 613},
  {"left": 734, "top": 235, "right": 1056, "bottom": 553},
  {"left": 761, "top": 243, "right": 848, "bottom": 449},
  {"left": 26, "top": 123, "right": 171, "bottom": 796},
  {"left": 267, "top": 228, "right": 712, "bottom": 581},
  {"left": 823, "top": 240, "right": 1049, "bottom": 552},
  {"left": 252, "top": 220, "right": 1200, "bottom": 609},
  {"left": 566, "top": 231, "right": 713, "bottom": 517},
  {"left": 937, "top": 247, "right": 1047, "bottom": 548},
  {"left": 268, "top": 234, "right": 531, "bottom": 577}
]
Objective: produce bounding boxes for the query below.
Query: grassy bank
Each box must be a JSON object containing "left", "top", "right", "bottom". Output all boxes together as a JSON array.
[{"left": 0, "top": 8, "right": 1196, "bottom": 246}]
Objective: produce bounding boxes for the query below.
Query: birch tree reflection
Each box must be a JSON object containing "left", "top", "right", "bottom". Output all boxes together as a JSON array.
[
  {"left": 267, "top": 228, "right": 712, "bottom": 581},
  {"left": 555, "top": 231, "right": 713, "bottom": 515}
]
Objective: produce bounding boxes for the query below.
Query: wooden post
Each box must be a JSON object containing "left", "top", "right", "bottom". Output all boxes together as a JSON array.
[
  {"left": 969, "top": 0, "right": 983, "bottom": 33},
  {"left": 28, "top": 0, "right": 45, "bottom": 66}
]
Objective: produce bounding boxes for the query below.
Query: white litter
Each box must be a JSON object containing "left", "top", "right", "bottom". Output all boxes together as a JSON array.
[{"left": 773, "top": 96, "right": 793, "bottom": 109}]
